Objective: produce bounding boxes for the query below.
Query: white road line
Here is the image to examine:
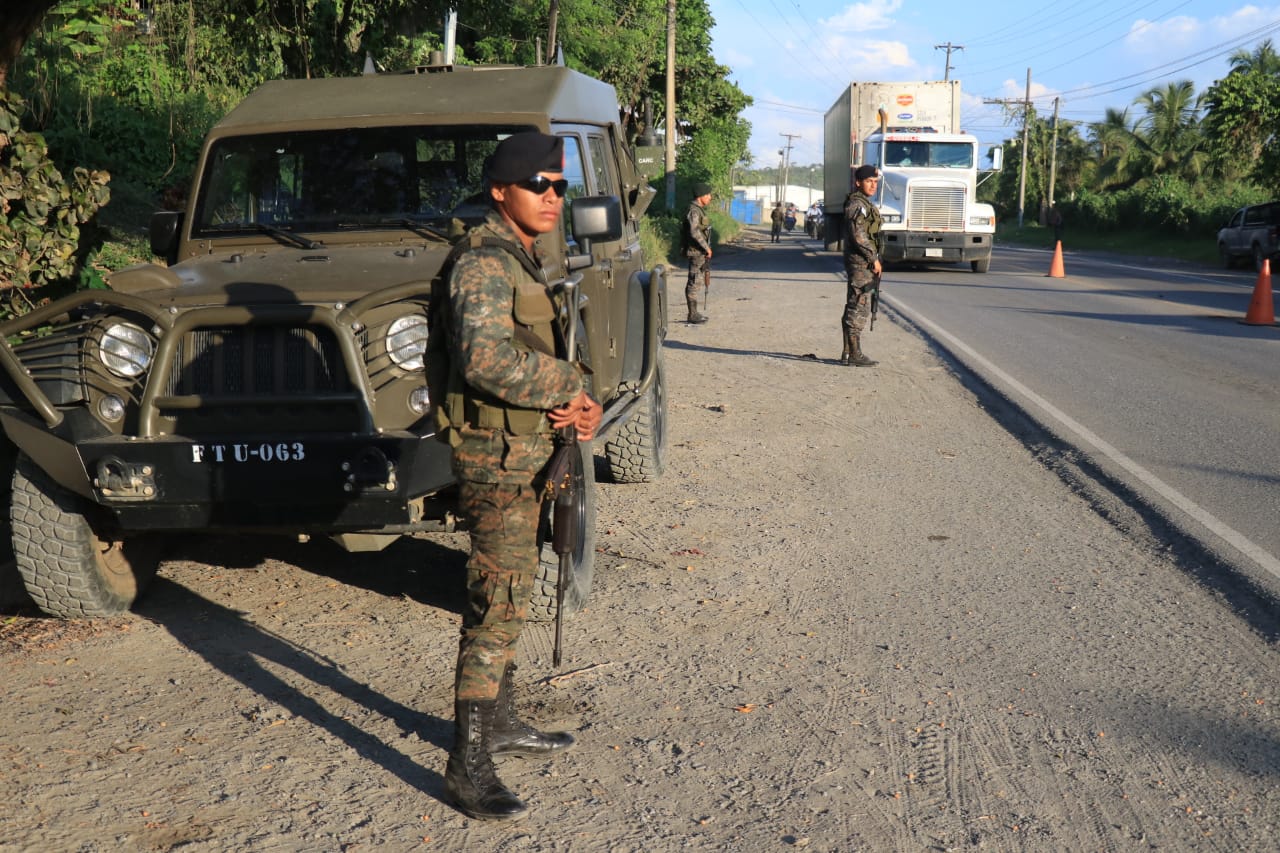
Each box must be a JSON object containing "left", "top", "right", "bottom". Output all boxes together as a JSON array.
[{"left": 890, "top": 296, "right": 1280, "bottom": 582}]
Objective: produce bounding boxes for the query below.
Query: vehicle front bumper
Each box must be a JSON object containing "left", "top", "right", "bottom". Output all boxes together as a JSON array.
[{"left": 882, "top": 230, "right": 993, "bottom": 264}]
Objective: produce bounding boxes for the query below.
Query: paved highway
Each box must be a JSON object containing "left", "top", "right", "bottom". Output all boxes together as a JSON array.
[{"left": 883, "top": 243, "right": 1280, "bottom": 595}]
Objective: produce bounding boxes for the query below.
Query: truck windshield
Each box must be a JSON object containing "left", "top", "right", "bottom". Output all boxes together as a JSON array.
[
  {"left": 875, "top": 140, "right": 974, "bottom": 169},
  {"left": 191, "top": 124, "right": 536, "bottom": 237}
]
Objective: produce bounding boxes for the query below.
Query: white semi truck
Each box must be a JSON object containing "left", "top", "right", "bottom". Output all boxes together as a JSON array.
[{"left": 823, "top": 80, "right": 998, "bottom": 272}]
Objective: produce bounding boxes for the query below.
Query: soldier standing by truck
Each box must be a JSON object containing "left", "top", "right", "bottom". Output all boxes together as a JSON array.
[
  {"left": 433, "top": 131, "right": 602, "bottom": 821},
  {"left": 840, "top": 164, "right": 882, "bottom": 367},
  {"left": 682, "top": 183, "right": 714, "bottom": 323}
]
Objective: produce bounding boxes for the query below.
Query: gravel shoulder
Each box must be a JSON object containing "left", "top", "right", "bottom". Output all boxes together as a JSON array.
[{"left": 2, "top": 229, "right": 1278, "bottom": 852}]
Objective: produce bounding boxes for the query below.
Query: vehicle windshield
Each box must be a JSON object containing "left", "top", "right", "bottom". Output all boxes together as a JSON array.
[
  {"left": 871, "top": 140, "right": 975, "bottom": 169},
  {"left": 191, "top": 124, "right": 536, "bottom": 237}
]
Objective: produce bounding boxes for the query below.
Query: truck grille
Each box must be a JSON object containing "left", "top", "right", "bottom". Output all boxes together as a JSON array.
[
  {"left": 165, "top": 326, "right": 354, "bottom": 396},
  {"left": 909, "top": 187, "right": 965, "bottom": 230}
]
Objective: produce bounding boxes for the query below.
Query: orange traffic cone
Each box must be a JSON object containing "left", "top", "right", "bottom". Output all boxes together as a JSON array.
[
  {"left": 1242, "top": 259, "right": 1276, "bottom": 326},
  {"left": 1046, "top": 240, "right": 1065, "bottom": 278}
]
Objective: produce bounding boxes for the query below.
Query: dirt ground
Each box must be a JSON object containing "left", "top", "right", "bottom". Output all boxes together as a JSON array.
[{"left": 2, "top": 228, "right": 1278, "bottom": 852}]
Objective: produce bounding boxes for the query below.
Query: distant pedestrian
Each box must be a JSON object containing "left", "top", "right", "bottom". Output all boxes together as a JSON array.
[
  {"left": 1047, "top": 205, "right": 1064, "bottom": 244},
  {"left": 770, "top": 202, "right": 784, "bottom": 243},
  {"left": 681, "top": 183, "right": 714, "bottom": 323}
]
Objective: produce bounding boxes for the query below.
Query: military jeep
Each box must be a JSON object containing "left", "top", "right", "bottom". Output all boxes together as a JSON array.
[{"left": 0, "top": 62, "right": 668, "bottom": 620}]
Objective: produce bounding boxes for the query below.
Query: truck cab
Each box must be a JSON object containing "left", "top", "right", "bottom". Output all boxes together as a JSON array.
[{"left": 864, "top": 131, "right": 996, "bottom": 272}]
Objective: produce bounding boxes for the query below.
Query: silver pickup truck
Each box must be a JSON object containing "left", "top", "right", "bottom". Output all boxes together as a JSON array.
[{"left": 1217, "top": 201, "right": 1280, "bottom": 272}]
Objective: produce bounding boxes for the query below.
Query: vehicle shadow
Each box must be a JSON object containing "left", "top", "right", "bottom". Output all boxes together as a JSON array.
[
  {"left": 137, "top": 537, "right": 467, "bottom": 805},
  {"left": 141, "top": 578, "right": 452, "bottom": 798}
]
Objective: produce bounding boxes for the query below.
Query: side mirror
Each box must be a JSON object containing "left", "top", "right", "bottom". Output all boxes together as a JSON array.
[
  {"left": 567, "top": 195, "right": 623, "bottom": 270},
  {"left": 989, "top": 147, "right": 1004, "bottom": 172},
  {"left": 150, "top": 211, "right": 183, "bottom": 265}
]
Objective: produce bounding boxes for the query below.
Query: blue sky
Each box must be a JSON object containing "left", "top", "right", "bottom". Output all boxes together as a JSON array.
[{"left": 707, "top": 0, "right": 1280, "bottom": 168}]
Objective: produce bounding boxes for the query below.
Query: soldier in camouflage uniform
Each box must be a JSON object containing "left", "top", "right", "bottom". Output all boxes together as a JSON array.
[
  {"left": 681, "top": 182, "right": 713, "bottom": 323},
  {"left": 840, "top": 164, "right": 882, "bottom": 367},
  {"left": 434, "top": 132, "right": 602, "bottom": 821}
]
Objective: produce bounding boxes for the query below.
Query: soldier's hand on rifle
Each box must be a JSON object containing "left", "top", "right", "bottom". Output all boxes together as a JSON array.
[
  {"left": 550, "top": 389, "right": 602, "bottom": 441},
  {"left": 872, "top": 258, "right": 882, "bottom": 276}
]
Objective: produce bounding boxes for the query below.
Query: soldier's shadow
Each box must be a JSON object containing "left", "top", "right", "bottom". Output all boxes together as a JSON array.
[{"left": 663, "top": 337, "right": 840, "bottom": 365}]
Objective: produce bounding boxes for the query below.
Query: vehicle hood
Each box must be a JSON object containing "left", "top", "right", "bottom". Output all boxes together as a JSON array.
[{"left": 107, "top": 242, "right": 458, "bottom": 306}]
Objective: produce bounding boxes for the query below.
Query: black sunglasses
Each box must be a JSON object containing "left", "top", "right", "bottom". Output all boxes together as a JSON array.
[{"left": 516, "top": 175, "right": 569, "bottom": 198}]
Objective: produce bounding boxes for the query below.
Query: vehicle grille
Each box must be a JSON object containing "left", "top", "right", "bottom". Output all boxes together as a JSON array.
[
  {"left": 909, "top": 186, "right": 965, "bottom": 230},
  {"left": 165, "top": 326, "right": 356, "bottom": 396}
]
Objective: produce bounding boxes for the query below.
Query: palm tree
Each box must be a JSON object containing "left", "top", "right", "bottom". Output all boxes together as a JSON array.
[
  {"left": 1129, "top": 80, "right": 1207, "bottom": 180},
  {"left": 1088, "top": 107, "right": 1141, "bottom": 187},
  {"left": 1228, "top": 39, "right": 1280, "bottom": 76}
]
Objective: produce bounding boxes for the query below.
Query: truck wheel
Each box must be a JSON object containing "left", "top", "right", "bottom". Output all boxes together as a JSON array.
[
  {"left": 604, "top": 352, "right": 667, "bottom": 484},
  {"left": 529, "top": 440, "right": 596, "bottom": 623},
  {"left": 10, "top": 452, "right": 161, "bottom": 618},
  {"left": 971, "top": 257, "right": 991, "bottom": 273}
]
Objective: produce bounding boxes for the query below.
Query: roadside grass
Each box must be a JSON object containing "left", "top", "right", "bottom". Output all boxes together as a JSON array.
[{"left": 998, "top": 222, "right": 1221, "bottom": 268}]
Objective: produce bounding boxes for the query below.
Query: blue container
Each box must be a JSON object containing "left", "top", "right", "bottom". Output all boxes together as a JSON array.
[{"left": 729, "top": 196, "right": 763, "bottom": 225}]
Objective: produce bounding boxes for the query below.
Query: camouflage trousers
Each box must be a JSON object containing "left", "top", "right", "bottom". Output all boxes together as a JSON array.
[
  {"left": 685, "top": 252, "right": 709, "bottom": 302},
  {"left": 842, "top": 268, "right": 874, "bottom": 336},
  {"left": 454, "top": 478, "right": 543, "bottom": 702}
]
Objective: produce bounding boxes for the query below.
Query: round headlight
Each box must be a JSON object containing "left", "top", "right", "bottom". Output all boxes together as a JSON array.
[
  {"left": 98, "top": 323, "right": 153, "bottom": 379},
  {"left": 386, "top": 314, "right": 429, "bottom": 371}
]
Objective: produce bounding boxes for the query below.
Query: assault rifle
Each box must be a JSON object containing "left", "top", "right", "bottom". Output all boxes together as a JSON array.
[
  {"left": 869, "top": 271, "right": 881, "bottom": 331},
  {"left": 547, "top": 276, "right": 583, "bottom": 668}
]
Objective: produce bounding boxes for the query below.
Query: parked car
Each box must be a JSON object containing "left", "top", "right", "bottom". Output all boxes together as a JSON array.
[{"left": 1218, "top": 201, "right": 1280, "bottom": 271}]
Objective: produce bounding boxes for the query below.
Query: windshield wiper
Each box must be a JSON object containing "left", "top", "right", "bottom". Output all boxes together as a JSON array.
[
  {"left": 374, "top": 218, "right": 454, "bottom": 242},
  {"left": 255, "top": 222, "right": 323, "bottom": 250}
]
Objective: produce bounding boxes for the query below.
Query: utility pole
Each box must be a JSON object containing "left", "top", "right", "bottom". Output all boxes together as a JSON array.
[
  {"left": 780, "top": 133, "right": 800, "bottom": 205},
  {"left": 983, "top": 69, "right": 1034, "bottom": 227},
  {"left": 934, "top": 42, "right": 964, "bottom": 81},
  {"left": 664, "top": 0, "right": 676, "bottom": 210},
  {"left": 1047, "top": 96, "right": 1060, "bottom": 209},
  {"left": 1018, "top": 69, "right": 1030, "bottom": 227}
]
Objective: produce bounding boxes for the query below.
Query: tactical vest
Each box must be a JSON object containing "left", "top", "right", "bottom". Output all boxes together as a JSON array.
[
  {"left": 426, "top": 234, "right": 563, "bottom": 446},
  {"left": 846, "top": 193, "right": 884, "bottom": 254}
]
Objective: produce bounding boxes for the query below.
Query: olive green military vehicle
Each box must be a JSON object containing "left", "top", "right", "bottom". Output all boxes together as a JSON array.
[{"left": 0, "top": 62, "right": 669, "bottom": 620}]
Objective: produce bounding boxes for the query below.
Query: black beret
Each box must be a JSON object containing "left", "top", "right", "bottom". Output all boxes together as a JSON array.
[
  {"left": 854, "top": 164, "right": 879, "bottom": 182},
  {"left": 693, "top": 182, "right": 713, "bottom": 197},
  {"left": 485, "top": 131, "right": 564, "bottom": 183}
]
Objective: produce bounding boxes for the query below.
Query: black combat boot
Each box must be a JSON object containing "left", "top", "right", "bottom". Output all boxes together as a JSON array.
[
  {"left": 848, "top": 334, "right": 878, "bottom": 367},
  {"left": 445, "top": 700, "right": 529, "bottom": 821},
  {"left": 839, "top": 333, "right": 852, "bottom": 366},
  {"left": 489, "top": 664, "right": 576, "bottom": 758},
  {"left": 686, "top": 298, "right": 708, "bottom": 324}
]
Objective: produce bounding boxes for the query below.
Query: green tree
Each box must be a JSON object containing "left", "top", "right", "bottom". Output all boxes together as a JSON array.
[{"left": 1203, "top": 58, "right": 1280, "bottom": 183}]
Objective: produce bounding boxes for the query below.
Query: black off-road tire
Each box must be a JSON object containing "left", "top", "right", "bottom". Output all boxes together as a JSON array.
[
  {"left": 529, "top": 440, "right": 596, "bottom": 623},
  {"left": 10, "top": 453, "right": 162, "bottom": 618},
  {"left": 603, "top": 353, "right": 668, "bottom": 484}
]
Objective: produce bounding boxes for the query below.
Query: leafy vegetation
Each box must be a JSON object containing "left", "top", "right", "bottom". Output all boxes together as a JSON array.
[
  {"left": 982, "top": 39, "right": 1280, "bottom": 246},
  {"left": 1, "top": 0, "right": 751, "bottom": 307}
]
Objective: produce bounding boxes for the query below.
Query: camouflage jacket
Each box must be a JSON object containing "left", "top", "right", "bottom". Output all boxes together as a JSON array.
[
  {"left": 445, "top": 211, "right": 584, "bottom": 482},
  {"left": 842, "top": 191, "right": 882, "bottom": 269},
  {"left": 682, "top": 200, "right": 712, "bottom": 255}
]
